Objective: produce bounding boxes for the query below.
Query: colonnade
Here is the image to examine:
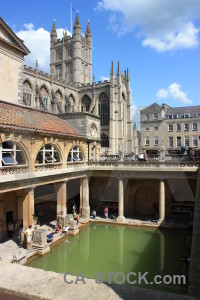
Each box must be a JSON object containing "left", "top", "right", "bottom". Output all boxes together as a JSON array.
[
  {"left": 22, "top": 176, "right": 90, "bottom": 229},
  {"left": 1, "top": 176, "right": 166, "bottom": 232},
  {"left": 19, "top": 176, "right": 166, "bottom": 229}
]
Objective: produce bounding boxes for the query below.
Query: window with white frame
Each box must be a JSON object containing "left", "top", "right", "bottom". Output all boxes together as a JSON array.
[
  {"left": 145, "top": 114, "right": 149, "bottom": 120},
  {"left": 153, "top": 113, "right": 158, "bottom": 119},
  {"left": 168, "top": 115, "right": 173, "bottom": 119},
  {"left": 154, "top": 136, "right": 158, "bottom": 146},
  {"left": 67, "top": 146, "right": 83, "bottom": 162},
  {"left": 193, "top": 136, "right": 198, "bottom": 148},
  {"left": 184, "top": 124, "right": 189, "bottom": 131},
  {"left": 169, "top": 137, "right": 173, "bottom": 148},
  {"left": 192, "top": 123, "right": 197, "bottom": 131},
  {"left": 168, "top": 124, "right": 173, "bottom": 132},
  {"left": 154, "top": 124, "right": 158, "bottom": 131},
  {"left": 1, "top": 141, "right": 26, "bottom": 166},
  {"left": 185, "top": 136, "right": 189, "bottom": 147},
  {"left": 176, "top": 123, "right": 181, "bottom": 131},
  {"left": 36, "top": 144, "right": 61, "bottom": 164},
  {"left": 145, "top": 136, "right": 149, "bottom": 146},
  {"left": 184, "top": 113, "right": 190, "bottom": 118},
  {"left": 173, "top": 114, "right": 178, "bottom": 119},
  {"left": 177, "top": 137, "right": 181, "bottom": 147},
  {"left": 145, "top": 124, "right": 149, "bottom": 131}
]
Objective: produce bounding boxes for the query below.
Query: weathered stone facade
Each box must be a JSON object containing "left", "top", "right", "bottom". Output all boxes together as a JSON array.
[
  {"left": 140, "top": 102, "right": 200, "bottom": 155},
  {"left": 19, "top": 13, "right": 133, "bottom": 156}
]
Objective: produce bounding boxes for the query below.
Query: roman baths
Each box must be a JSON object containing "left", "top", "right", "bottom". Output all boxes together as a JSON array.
[{"left": 0, "top": 10, "right": 200, "bottom": 300}]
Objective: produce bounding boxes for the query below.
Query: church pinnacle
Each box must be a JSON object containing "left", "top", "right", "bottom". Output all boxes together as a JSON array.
[
  {"left": 51, "top": 20, "right": 57, "bottom": 36},
  {"left": 86, "top": 20, "right": 92, "bottom": 36},
  {"left": 74, "top": 12, "right": 81, "bottom": 30}
]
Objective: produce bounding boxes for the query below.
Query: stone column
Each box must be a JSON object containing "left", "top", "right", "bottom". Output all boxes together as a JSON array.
[
  {"left": 56, "top": 182, "right": 67, "bottom": 226},
  {"left": 159, "top": 179, "right": 165, "bottom": 221},
  {"left": 23, "top": 188, "right": 34, "bottom": 229},
  {"left": 61, "top": 182, "right": 67, "bottom": 216},
  {"left": 79, "top": 178, "right": 83, "bottom": 215},
  {"left": 17, "top": 197, "right": 23, "bottom": 221},
  {"left": 188, "top": 169, "right": 200, "bottom": 298},
  {"left": 0, "top": 200, "right": 4, "bottom": 221},
  {"left": 81, "top": 176, "right": 90, "bottom": 218},
  {"left": 0, "top": 199, "right": 3, "bottom": 241},
  {"left": 116, "top": 177, "right": 125, "bottom": 222}
]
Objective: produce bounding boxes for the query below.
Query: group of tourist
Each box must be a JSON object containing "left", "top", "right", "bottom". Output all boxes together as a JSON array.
[
  {"left": 104, "top": 204, "right": 117, "bottom": 220},
  {"left": 138, "top": 150, "right": 149, "bottom": 161}
]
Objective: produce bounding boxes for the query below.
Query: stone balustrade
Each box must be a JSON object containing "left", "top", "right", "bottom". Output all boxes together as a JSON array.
[
  {"left": 0, "top": 165, "right": 28, "bottom": 176},
  {"left": 0, "top": 160, "right": 199, "bottom": 179}
]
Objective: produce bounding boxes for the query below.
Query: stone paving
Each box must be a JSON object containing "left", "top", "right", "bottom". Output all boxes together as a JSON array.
[{"left": 0, "top": 240, "right": 27, "bottom": 263}]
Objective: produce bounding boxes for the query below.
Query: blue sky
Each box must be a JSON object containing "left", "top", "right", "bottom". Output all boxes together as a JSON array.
[{"left": 1, "top": 0, "right": 200, "bottom": 119}]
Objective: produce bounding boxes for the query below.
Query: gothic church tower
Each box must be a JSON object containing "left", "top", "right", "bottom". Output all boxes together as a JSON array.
[{"left": 50, "top": 13, "right": 92, "bottom": 86}]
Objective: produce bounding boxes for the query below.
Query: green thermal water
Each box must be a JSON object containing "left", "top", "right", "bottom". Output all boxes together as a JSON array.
[{"left": 27, "top": 224, "right": 190, "bottom": 294}]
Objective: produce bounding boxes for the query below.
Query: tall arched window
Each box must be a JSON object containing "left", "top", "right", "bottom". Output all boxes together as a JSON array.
[
  {"left": 67, "top": 146, "right": 84, "bottom": 162},
  {"left": 81, "top": 95, "right": 91, "bottom": 112},
  {"left": 36, "top": 144, "right": 61, "bottom": 164},
  {"left": 40, "top": 86, "right": 49, "bottom": 109},
  {"left": 99, "top": 93, "right": 109, "bottom": 125},
  {"left": 101, "top": 133, "right": 109, "bottom": 148},
  {"left": 1, "top": 141, "right": 26, "bottom": 166},
  {"left": 23, "top": 80, "right": 32, "bottom": 106}
]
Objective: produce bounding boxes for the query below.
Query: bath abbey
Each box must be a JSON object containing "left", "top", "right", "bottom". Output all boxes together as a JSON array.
[{"left": 0, "top": 12, "right": 200, "bottom": 298}]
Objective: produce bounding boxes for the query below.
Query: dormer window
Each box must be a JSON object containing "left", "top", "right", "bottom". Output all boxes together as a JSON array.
[
  {"left": 184, "top": 113, "right": 190, "bottom": 118},
  {"left": 173, "top": 114, "right": 178, "bottom": 119},
  {"left": 168, "top": 115, "right": 173, "bottom": 119}
]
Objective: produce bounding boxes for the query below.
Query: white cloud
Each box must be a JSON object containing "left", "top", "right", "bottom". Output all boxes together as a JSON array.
[
  {"left": 142, "top": 22, "right": 199, "bottom": 52},
  {"left": 156, "top": 83, "right": 192, "bottom": 104},
  {"left": 16, "top": 24, "right": 71, "bottom": 72},
  {"left": 24, "top": 23, "right": 34, "bottom": 30},
  {"left": 96, "top": 0, "right": 200, "bottom": 51}
]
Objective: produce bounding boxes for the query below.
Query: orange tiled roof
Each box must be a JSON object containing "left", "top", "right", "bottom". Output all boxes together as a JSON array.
[{"left": 0, "top": 101, "right": 84, "bottom": 138}]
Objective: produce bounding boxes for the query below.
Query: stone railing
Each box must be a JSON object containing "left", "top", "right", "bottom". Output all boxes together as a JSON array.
[
  {"left": 88, "top": 160, "right": 200, "bottom": 169},
  {"left": 0, "top": 165, "right": 29, "bottom": 176},
  {"left": 66, "top": 161, "right": 87, "bottom": 168},
  {"left": 34, "top": 163, "right": 63, "bottom": 172}
]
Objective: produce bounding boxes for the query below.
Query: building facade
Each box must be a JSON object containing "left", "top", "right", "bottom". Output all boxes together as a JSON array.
[{"left": 140, "top": 102, "right": 200, "bottom": 156}]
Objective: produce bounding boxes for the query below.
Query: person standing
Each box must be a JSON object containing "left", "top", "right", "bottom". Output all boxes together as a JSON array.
[
  {"left": 104, "top": 207, "right": 108, "bottom": 219},
  {"left": 25, "top": 225, "right": 34, "bottom": 251},
  {"left": 7, "top": 221, "right": 14, "bottom": 239},
  {"left": 76, "top": 213, "right": 79, "bottom": 225}
]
